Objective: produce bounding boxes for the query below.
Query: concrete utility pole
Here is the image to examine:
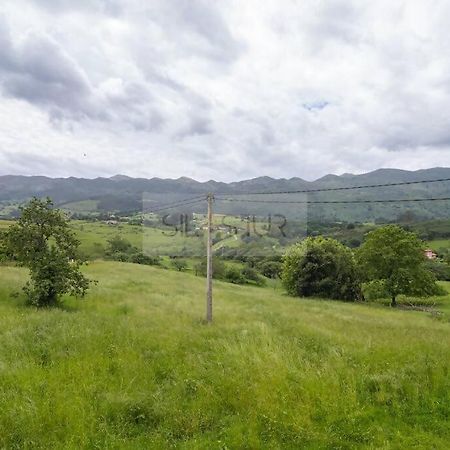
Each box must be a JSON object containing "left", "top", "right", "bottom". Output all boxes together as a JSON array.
[{"left": 206, "top": 193, "right": 214, "bottom": 323}]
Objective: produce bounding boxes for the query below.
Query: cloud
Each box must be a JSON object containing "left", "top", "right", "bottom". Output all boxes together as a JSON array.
[
  {"left": 0, "top": 0, "right": 449, "bottom": 181},
  {"left": 26, "top": 0, "right": 123, "bottom": 15}
]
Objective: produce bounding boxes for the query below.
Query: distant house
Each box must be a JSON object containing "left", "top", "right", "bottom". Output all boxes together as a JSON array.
[{"left": 424, "top": 249, "right": 437, "bottom": 260}]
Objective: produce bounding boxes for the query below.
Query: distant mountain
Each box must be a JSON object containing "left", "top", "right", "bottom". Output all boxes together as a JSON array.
[
  {"left": 1, "top": 167, "right": 449, "bottom": 222},
  {"left": 109, "top": 174, "right": 133, "bottom": 181}
]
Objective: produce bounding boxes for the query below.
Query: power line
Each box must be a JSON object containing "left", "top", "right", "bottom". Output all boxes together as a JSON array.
[
  {"left": 133, "top": 175, "right": 450, "bottom": 213},
  {"left": 215, "top": 196, "right": 450, "bottom": 205},
  {"left": 215, "top": 177, "right": 450, "bottom": 197}
]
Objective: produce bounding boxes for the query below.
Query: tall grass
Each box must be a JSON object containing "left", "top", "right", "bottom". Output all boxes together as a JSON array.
[{"left": 0, "top": 262, "right": 449, "bottom": 448}]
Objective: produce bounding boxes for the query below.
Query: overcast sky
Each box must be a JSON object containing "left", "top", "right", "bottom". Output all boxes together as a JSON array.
[{"left": 0, "top": 0, "right": 449, "bottom": 181}]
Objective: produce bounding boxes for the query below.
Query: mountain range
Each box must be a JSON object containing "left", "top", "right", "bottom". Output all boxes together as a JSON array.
[{"left": 1, "top": 167, "right": 449, "bottom": 222}]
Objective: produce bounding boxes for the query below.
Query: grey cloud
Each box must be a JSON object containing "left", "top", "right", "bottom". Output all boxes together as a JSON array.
[
  {"left": 141, "top": 0, "right": 243, "bottom": 66},
  {"left": 0, "top": 31, "right": 92, "bottom": 114},
  {"left": 176, "top": 115, "right": 213, "bottom": 139},
  {"left": 0, "top": 19, "right": 165, "bottom": 131},
  {"left": 172, "top": 0, "right": 243, "bottom": 63}
]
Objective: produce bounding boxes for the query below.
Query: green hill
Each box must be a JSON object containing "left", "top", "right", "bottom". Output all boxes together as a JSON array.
[{"left": 0, "top": 262, "right": 449, "bottom": 448}]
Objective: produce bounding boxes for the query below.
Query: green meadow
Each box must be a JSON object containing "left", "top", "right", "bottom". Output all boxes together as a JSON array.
[
  {"left": 70, "top": 221, "right": 206, "bottom": 259},
  {"left": 427, "top": 239, "right": 450, "bottom": 251},
  {"left": 0, "top": 261, "right": 449, "bottom": 449}
]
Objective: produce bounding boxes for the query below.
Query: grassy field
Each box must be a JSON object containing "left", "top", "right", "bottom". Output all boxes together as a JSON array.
[
  {"left": 60, "top": 200, "right": 100, "bottom": 213},
  {"left": 428, "top": 239, "right": 450, "bottom": 251},
  {"left": 1, "top": 219, "right": 206, "bottom": 259},
  {"left": 70, "top": 221, "right": 206, "bottom": 259},
  {"left": 0, "top": 219, "right": 14, "bottom": 230},
  {"left": 0, "top": 262, "right": 449, "bottom": 448}
]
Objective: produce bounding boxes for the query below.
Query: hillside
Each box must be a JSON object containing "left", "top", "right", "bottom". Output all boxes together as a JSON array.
[
  {"left": 1, "top": 167, "right": 450, "bottom": 221},
  {"left": 0, "top": 262, "right": 449, "bottom": 448}
]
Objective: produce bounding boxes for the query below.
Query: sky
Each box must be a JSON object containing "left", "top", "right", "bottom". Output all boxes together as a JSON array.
[{"left": 0, "top": 0, "right": 449, "bottom": 181}]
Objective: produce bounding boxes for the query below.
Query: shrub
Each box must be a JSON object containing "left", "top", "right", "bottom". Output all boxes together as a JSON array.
[
  {"left": 256, "top": 260, "right": 282, "bottom": 279},
  {"left": 282, "top": 237, "right": 362, "bottom": 301},
  {"left": 425, "top": 260, "right": 450, "bottom": 281},
  {"left": 130, "top": 252, "right": 160, "bottom": 266},
  {"left": 171, "top": 259, "right": 188, "bottom": 271},
  {"left": 106, "top": 235, "right": 134, "bottom": 254},
  {"left": 194, "top": 258, "right": 226, "bottom": 279},
  {"left": 225, "top": 267, "right": 246, "bottom": 284},
  {"left": 242, "top": 266, "right": 266, "bottom": 286},
  {"left": 362, "top": 280, "right": 390, "bottom": 301}
]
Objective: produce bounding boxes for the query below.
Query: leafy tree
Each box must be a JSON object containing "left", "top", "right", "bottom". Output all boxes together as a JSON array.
[
  {"left": 106, "top": 235, "right": 135, "bottom": 255},
  {"left": 194, "top": 258, "right": 226, "bottom": 279},
  {"left": 242, "top": 266, "right": 266, "bottom": 286},
  {"left": 357, "top": 225, "right": 441, "bottom": 307},
  {"left": 1, "top": 198, "right": 91, "bottom": 307},
  {"left": 282, "top": 237, "right": 362, "bottom": 301},
  {"left": 257, "top": 260, "right": 282, "bottom": 279},
  {"left": 224, "top": 266, "right": 246, "bottom": 284}
]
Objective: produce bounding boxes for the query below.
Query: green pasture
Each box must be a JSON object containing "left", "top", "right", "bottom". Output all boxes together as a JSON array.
[{"left": 0, "top": 262, "right": 449, "bottom": 448}]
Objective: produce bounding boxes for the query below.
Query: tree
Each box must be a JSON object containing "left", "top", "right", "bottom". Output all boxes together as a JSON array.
[
  {"left": 194, "top": 258, "right": 226, "bottom": 279},
  {"left": 257, "top": 260, "right": 282, "bottom": 279},
  {"left": 1, "top": 198, "right": 91, "bottom": 307},
  {"left": 242, "top": 266, "right": 266, "bottom": 286},
  {"left": 106, "top": 235, "right": 135, "bottom": 255},
  {"left": 282, "top": 237, "right": 362, "bottom": 301},
  {"left": 357, "top": 225, "right": 440, "bottom": 307},
  {"left": 224, "top": 266, "right": 246, "bottom": 284}
]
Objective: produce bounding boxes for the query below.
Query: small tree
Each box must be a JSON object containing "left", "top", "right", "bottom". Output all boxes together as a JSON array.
[
  {"left": 106, "top": 235, "right": 135, "bottom": 255},
  {"left": 282, "top": 237, "right": 362, "bottom": 301},
  {"left": 194, "top": 258, "right": 226, "bottom": 279},
  {"left": 171, "top": 259, "right": 188, "bottom": 272},
  {"left": 257, "top": 260, "right": 282, "bottom": 279},
  {"left": 1, "top": 198, "right": 91, "bottom": 307},
  {"left": 357, "top": 225, "right": 440, "bottom": 307}
]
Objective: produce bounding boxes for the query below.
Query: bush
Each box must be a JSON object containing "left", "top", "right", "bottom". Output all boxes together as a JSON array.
[
  {"left": 194, "top": 258, "right": 226, "bottom": 279},
  {"left": 282, "top": 237, "right": 362, "bottom": 301},
  {"left": 112, "top": 252, "right": 132, "bottom": 262},
  {"left": 362, "top": 280, "right": 390, "bottom": 301},
  {"left": 425, "top": 260, "right": 450, "bottom": 281},
  {"left": 130, "top": 252, "right": 160, "bottom": 266},
  {"left": 242, "top": 266, "right": 266, "bottom": 286},
  {"left": 171, "top": 259, "right": 188, "bottom": 271},
  {"left": 106, "top": 235, "right": 134, "bottom": 255},
  {"left": 225, "top": 267, "right": 246, "bottom": 284},
  {"left": 256, "top": 260, "right": 282, "bottom": 279}
]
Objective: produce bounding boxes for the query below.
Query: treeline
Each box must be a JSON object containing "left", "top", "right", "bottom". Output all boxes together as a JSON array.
[{"left": 281, "top": 226, "right": 447, "bottom": 306}]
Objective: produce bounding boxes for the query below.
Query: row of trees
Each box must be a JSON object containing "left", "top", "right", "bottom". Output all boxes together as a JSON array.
[{"left": 281, "top": 226, "right": 445, "bottom": 305}]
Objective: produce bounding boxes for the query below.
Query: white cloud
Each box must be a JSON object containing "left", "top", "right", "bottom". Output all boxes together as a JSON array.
[{"left": 0, "top": 0, "right": 449, "bottom": 181}]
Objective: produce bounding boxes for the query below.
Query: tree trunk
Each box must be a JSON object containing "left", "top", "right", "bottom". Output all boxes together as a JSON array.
[{"left": 391, "top": 296, "right": 397, "bottom": 307}]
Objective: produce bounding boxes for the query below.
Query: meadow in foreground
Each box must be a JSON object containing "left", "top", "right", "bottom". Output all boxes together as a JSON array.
[{"left": 0, "top": 262, "right": 449, "bottom": 449}]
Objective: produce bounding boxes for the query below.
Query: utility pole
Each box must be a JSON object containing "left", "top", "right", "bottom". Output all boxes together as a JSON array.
[{"left": 206, "top": 193, "right": 214, "bottom": 323}]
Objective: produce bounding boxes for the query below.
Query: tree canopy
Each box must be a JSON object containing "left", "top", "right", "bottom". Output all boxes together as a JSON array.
[
  {"left": 282, "top": 237, "right": 362, "bottom": 301},
  {"left": 357, "top": 225, "right": 441, "bottom": 306},
  {"left": 1, "top": 198, "right": 91, "bottom": 307}
]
